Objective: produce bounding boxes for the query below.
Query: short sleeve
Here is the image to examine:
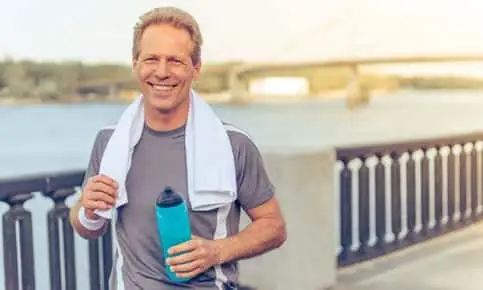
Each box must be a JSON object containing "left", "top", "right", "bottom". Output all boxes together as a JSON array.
[
  {"left": 233, "top": 135, "right": 275, "bottom": 210},
  {"left": 82, "top": 129, "right": 113, "bottom": 188}
]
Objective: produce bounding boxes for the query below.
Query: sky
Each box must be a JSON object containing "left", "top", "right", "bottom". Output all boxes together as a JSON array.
[
  {"left": 0, "top": 0, "right": 347, "bottom": 64},
  {"left": 1, "top": 0, "right": 483, "bottom": 72}
]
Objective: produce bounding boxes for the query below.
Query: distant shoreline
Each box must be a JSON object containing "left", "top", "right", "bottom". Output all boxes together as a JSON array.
[
  {"left": 0, "top": 92, "right": 350, "bottom": 107},
  {"left": 0, "top": 97, "right": 130, "bottom": 106},
  {"left": 2, "top": 88, "right": 483, "bottom": 107}
]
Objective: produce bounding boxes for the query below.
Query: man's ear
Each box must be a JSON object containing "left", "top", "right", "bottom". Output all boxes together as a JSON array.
[
  {"left": 131, "top": 58, "right": 138, "bottom": 74},
  {"left": 193, "top": 61, "right": 202, "bottom": 81}
]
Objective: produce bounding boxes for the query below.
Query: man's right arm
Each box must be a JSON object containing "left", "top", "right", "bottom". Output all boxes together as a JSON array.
[{"left": 69, "top": 129, "right": 115, "bottom": 240}]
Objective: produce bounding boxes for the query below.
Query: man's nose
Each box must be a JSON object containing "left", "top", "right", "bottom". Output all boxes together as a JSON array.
[{"left": 154, "top": 60, "right": 169, "bottom": 77}]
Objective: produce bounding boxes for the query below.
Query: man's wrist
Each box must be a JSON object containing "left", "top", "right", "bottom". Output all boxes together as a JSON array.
[
  {"left": 78, "top": 206, "right": 106, "bottom": 231},
  {"left": 215, "top": 237, "right": 237, "bottom": 265},
  {"left": 84, "top": 208, "right": 99, "bottom": 220}
]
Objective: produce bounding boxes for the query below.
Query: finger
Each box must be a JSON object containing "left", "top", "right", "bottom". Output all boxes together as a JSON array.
[
  {"left": 91, "top": 175, "right": 118, "bottom": 189},
  {"left": 174, "top": 266, "right": 203, "bottom": 279},
  {"left": 89, "top": 183, "right": 117, "bottom": 198},
  {"left": 81, "top": 194, "right": 110, "bottom": 209},
  {"left": 85, "top": 181, "right": 117, "bottom": 199},
  {"left": 168, "top": 239, "right": 200, "bottom": 256},
  {"left": 89, "top": 191, "right": 116, "bottom": 205},
  {"left": 84, "top": 199, "right": 111, "bottom": 210},
  {"left": 166, "top": 250, "right": 199, "bottom": 266},
  {"left": 170, "top": 259, "right": 203, "bottom": 273}
]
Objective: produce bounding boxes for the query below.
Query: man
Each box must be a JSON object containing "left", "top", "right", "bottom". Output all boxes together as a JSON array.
[{"left": 69, "top": 6, "right": 286, "bottom": 290}]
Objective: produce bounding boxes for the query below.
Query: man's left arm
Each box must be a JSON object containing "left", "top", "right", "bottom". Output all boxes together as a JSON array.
[
  {"left": 217, "top": 195, "right": 287, "bottom": 263},
  {"left": 167, "top": 135, "right": 286, "bottom": 278},
  {"left": 167, "top": 197, "right": 286, "bottom": 278},
  {"left": 217, "top": 133, "right": 287, "bottom": 262}
]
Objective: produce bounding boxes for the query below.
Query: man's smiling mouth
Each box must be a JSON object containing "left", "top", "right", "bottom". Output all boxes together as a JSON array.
[{"left": 147, "top": 81, "right": 178, "bottom": 92}]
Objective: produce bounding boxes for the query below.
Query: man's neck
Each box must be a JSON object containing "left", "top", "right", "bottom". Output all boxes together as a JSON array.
[{"left": 144, "top": 103, "right": 189, "bottom": 132}]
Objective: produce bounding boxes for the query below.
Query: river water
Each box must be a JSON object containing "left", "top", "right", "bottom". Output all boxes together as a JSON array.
[{"left": 1, "top": 89, "right": 483, "bottom": 289}]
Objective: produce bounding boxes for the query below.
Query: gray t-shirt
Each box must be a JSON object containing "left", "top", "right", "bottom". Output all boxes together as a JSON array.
[{"left": 82, "top": 122, "right": 274, "bottom": 290}]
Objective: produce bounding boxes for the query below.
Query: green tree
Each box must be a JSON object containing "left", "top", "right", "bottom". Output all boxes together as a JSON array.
[{"left": 2, "top": 61, "right": 34, "bottom": 98}]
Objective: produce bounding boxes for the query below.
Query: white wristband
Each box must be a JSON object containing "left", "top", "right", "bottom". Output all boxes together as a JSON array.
[{"left": 78, "top": 206, "right": 106, "bottom": 231}]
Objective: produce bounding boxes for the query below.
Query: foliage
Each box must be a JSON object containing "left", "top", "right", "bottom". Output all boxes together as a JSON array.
[
  {"left": 0, "top": 59, "right": 132, "bottom": 100},
  {"left": 1, "top": 58, "right": 483, "bottom": 102}
]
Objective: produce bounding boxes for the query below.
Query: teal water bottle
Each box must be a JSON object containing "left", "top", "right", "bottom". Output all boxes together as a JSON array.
[{"left": 155, "top": 186, "right": 192, "bottom": 283}]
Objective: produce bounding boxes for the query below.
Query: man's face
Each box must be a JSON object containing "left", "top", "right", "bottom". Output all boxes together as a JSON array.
[{"left": 133, "top": 24, "right": 201, "bottom": 114}]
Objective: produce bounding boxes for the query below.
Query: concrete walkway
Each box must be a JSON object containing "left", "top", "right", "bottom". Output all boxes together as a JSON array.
[{"left": 335, "top": 221, "right": 483, "bottom": 290}]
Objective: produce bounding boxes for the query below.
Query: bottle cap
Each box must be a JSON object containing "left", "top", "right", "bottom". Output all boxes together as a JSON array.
[{"left": 156, "top": 186, "right": 183, "bottom": 207}]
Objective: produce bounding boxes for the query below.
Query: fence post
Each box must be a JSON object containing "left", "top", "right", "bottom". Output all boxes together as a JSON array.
[{"left": 2, "top": 192, "right": 36, "bottom": 290}]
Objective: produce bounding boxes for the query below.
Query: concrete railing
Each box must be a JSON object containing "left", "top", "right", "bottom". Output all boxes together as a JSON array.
[{"left": 238, "top": 148, "right": 337, "bottom": 290}]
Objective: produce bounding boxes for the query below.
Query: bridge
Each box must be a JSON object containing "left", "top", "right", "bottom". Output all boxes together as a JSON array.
[
  {"left": 76, "top": 54, "right": 483, "bottom": 108},
  {"left": 228, "top": 54, "right": 483, "bottom": 106}
]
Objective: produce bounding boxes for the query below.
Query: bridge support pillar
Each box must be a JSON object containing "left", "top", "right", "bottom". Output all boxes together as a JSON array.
[
  {"left": 108, "top": 84, "right": 119, "bottom": 100},
  {"left": 228, "top": 70, "right": 251, "bottom": 105},
  {"left": 346, "top": 65, "right": 370, "bottom": 109}
]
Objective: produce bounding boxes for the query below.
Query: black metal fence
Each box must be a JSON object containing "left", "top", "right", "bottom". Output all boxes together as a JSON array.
[
  {"left": 336, "top": 132, "right": 483, "bottom": 266},
  {"left": 0, "top": 170, "right": 112, "bottom": 290}
]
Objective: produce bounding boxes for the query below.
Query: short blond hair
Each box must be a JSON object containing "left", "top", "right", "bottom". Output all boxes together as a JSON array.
[{"left": 132, "top": 7, "right": 203, "bottom": 64}]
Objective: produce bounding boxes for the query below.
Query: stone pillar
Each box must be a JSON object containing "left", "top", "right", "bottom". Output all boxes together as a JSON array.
[
  {"left": 238, "top": 148, "right": 337, "bottom": 290},
  {"left": 108, "top": 84, "right": 119, "bottom": 100},
  {"left": 346, "top": 64, "right": 370, "bottom": 109},
  {"left": 228, "top": 69, "right": 251, "bottom": 105}
]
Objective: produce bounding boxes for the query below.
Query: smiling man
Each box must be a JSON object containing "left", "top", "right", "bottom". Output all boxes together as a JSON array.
[{"left": 69, "top": 6, "right": 287, "bottom": 290}]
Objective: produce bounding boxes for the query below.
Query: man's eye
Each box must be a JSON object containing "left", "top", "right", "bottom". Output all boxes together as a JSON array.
[{"left": 170, "top": 58, "right": 183, "bottom": 64}]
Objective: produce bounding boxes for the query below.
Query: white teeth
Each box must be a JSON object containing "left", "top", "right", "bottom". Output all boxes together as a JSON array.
[{"left": 152, "top": 84, "right": 175, "bottom": 92}]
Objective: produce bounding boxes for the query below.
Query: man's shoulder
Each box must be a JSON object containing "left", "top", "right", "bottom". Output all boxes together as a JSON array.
[
  {"left": 91, "top": 125, "right": 115, "bottom": 152},
  {"left": 223, "top": 122, "right": 263, "bottom": 159},
  {"left": 223, "top": 122, "right": 254, "bottom": 146},
  {"left": 96, "top": 125, "right": 115, "bottom": 140},
  {"left": 92, "top": 122, "right": 259, "bottom": 153}
]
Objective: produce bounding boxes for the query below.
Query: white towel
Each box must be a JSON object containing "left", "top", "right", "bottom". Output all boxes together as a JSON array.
[{"left": 94, "top": 89, "right": 237, "bottom": 219}]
